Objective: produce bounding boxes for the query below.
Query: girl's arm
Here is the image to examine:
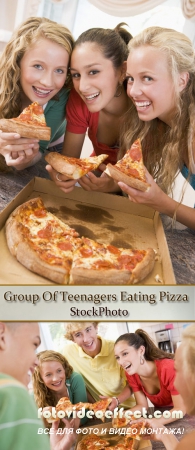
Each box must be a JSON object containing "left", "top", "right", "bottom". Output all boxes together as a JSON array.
[
  {"left": 154, "top": 394, "right": 186, "bottom": 426},
  {"left": 118, "top": 170, "right": 195, "bottom": 230},
  {"left": 62, "top": 130, "right": 85, "bottom": 157},
  {"left": 107, "top": 384, "right": 133, "bottom": 411},
  {"left": 138, "top": 419, "right": 179, "bottom": 450}
]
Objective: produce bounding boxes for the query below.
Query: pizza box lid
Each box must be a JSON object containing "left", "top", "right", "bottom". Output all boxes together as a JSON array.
[
  {"left": 76, "top": 421, "right": 152, "bottom": 450},
  {"left": 0, "top": 176, "right": 175, "bottom": 284}
]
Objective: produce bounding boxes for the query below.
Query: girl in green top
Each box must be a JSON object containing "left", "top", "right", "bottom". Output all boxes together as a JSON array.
[
  {"left": 33, "top": 350, "right": 88, "bottom": 428},
  {"left": 0, "top": 16, "right": 74, "bottom": 170}
]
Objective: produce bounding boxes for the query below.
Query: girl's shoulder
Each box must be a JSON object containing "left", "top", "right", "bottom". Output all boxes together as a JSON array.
[
  {"left": 155, "top": 358, "right": 174, "bottom": 368},
  {"left": 177, "top": 430, "right": 195, "bottom": 449},
  {"left": 67, "top": 371, "right": 83, "bottom": 382}
]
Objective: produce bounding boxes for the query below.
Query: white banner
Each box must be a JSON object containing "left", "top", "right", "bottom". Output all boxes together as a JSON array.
[{"left": 0, "top": 285, "right": 194, "bottom": 321}]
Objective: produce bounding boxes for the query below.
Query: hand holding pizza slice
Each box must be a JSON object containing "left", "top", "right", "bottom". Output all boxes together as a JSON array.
[
  {"left": 104, "top": 139, "right": 150, "bottom": 192},
  {"left": 45, "top": 152, "right": 108, "bottom": 180},
  {"left": 0, "top": 102, "right": 51, "bottom": 140}
]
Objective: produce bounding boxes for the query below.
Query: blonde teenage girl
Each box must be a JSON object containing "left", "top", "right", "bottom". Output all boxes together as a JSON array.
[
  {"left": 0, "top": 17, "right": 74, "bottom": 170},
  {"left": 32, "top": 350, "right": 88, "bottom": 428},
  {"left": 118, "top": 27, "right": 195, "bottom": 229}
]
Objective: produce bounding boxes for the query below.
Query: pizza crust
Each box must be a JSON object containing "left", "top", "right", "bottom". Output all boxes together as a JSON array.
[
  {"left": 70, "top": 267, "right": 134, "bottom": 285},
  {"left": 131, "top": 248, "right": 155, "bottom": 284},
  {"left": 0, "top": 118, "right": 51, "bottom": 140},
  {"left": 105, "top": 163, "right": 150, "bottom": 192},
  {"left": 45, "top": 152, "right": 82, "bottom": 178},
  {"left": 5, "top": 201, "right": 68, "bottom": 284},
  {"left": 45, "top": 152, "right": 108, "bottom": 179},
  {"left": 70, "top": 249, "right": 155, "bottom": 285}
]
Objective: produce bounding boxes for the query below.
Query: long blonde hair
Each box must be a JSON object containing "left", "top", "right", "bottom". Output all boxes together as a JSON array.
[
  {"left": 32, "top": 350, "right": 73, "bottom": 410},
  {"left": 0, "top": 17, "right": 74, "bottom": 119},
  {"left": 180, "top": 324, "right": 195, "bottom": 414},
  {"left": 120, "top": 26, "right": 195, "bottom": 194}
]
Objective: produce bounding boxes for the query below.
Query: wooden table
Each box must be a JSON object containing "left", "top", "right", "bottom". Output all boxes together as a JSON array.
[{"left": 0, "top": 157, "right": 194, "bottom": 285}]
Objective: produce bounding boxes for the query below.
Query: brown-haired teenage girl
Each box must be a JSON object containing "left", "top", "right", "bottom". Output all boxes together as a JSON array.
[
  {"left": 47, "top": 24, "right": 133, "bottom": 193},
  {"left": 114, "top": 329, "right": 185, "bottom": 425}
]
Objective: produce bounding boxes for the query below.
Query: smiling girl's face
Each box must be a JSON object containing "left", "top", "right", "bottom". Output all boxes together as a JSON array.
[
  {"left": 40, "top": 360, "right": 66, "bottom": 393},
  {"left": 114, "top": 340, "right": 145, "bottom": 375},
  {"left": 70, "top": 42, "right": 124, "bottom": 113},
  {"left": 20, "top": 38, "right": 69, "bottom": 106},
  {"left": 126, "top": 45, "right": 179, "bottom": 126}
]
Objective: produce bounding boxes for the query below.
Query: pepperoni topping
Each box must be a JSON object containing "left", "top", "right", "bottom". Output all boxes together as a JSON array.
[
  {"left": 107, "top": 245, "right": 121, "bottom": 255},
  {"left": 124, "top": 167, "right": 140, "bottom": 178},
  {"left": 57, "top": 242, "right": 73, "bottom": 251},
  {"left": 93, "top": 260, "right": 114, "bottom": 269},
  {"left": 37, "top": 224, "right": 53, "bottom": 239},
  {"left": 79, "top": 247, "right": 93, "bottom": 257},
  {"left": 129, "top": 145, "right": 142, "bottom": 161},
  {"left": 34, "top": 209, "right": 47, "bottom": 218}
]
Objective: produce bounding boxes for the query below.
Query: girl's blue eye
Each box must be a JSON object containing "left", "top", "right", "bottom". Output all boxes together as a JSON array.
[
  {"left": 55, "top": 68, "right": 64, "bottom": 74},
  {"left": 34, "top": 64, "right": 42, "bottom": 70}
]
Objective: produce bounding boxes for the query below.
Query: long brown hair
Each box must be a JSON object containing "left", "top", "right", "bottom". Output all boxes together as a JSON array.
[
  {"left": 115, "top": 329, "right": 174, "bottom": 360},
  {"left": 73, "top": 23, "right": 133, "bottom": 90}
]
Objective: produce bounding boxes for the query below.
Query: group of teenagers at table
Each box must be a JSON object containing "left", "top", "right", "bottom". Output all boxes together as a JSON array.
[
  {"left": 0, "top": 320, "right": 195, "bottom": 450},
  {"left": 0, "top": 16, "right": 195, "bottom": 229}
]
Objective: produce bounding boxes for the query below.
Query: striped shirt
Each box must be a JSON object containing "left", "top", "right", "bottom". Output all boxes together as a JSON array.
[{"left": 0, "top": 373, "right": 49, "bottom": 450}]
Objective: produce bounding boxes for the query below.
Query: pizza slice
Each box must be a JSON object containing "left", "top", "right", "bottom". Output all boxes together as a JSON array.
[
  {"left": 104, "top": 139, "right": 150, "bottom": 192},
  {"left": 70, "top": 237, "right": 155, "bottom": 285},
  {"left": 47, "top": 396, "right": 92, "bottom": 423},
  {"left": 0, "top": 102, "right": 51, "bottom": 140},
  {"left": 89, "top": 398, "right": 112, "bottom": 422},
  {"left": 125, "top": 421, "right": 146, "bottom": 440},
  {"left": 55, "top": 396, "right": 92, "bottom": 413},
  {"left": 5, "top": 197, "right": 81, "bottom": 284},
  {"left": 77, "top": 435, "right": 110, "bottom": 450},
  {"left": 112, "top": 417, "right": 131, "bottom": 428},
  {"left": 45, "top": 152, "right": 108, "bottom": 179}
]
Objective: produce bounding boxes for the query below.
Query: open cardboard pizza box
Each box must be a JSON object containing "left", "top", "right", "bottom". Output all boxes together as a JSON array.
[
  {"left": 76, "top": 422, "right": 152, "bottom": 450},
  {"left": 0, "top": 177, "right": 175, "bottom": 284}
]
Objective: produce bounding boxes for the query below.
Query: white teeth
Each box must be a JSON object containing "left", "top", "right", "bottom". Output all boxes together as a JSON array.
[
  {"left": 85, "top": 341, "right": 93, "bottom": 346},
  {"left": 135, "top": 101, "right": 151, "bottom": 107},
  {"left": 34, "top": 87, "right": 52, "bottom": 94},
  {"left": 85, "top": 93, "right": 99, "bottom": 100},
  {"left": 125, "top": 364, "right": 131, "bottom": 369}
]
